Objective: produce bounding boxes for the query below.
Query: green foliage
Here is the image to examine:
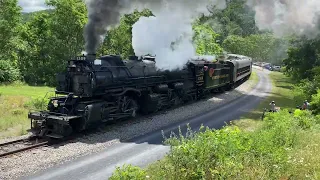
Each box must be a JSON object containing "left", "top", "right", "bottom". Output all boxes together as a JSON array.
[
  {"left": 160, "top": 111, "right": 301, "bottom": 179},
  {"left": 111, "top": 111, "right": 320, "bottom": 179},
  {"left": 292, "top": 80, "right": 316, "bottom": 104},
  {"left": 222, "top": 34, "right": 288, "bottom": 64},
  {"left": 193, "top": 23, "right": 223, "bottom": 55},
  {"left": 24, "top": 97, "right": 49, "bottom": 110},
  {"left": 18, "top": 0, "right": 87, "bottom": 85},
  {"left": 204, "top": 0, "right": 258, "bottom": 42},
  {"left": 0, "top": 60, "right": 21, "bottom": 83},
  {"left": 284, "top": 36, "right": 320, "bottom": 112},
  {"left": 0, "top": 0, "right": 23, "bottom": 61},
  {"left": 291, "top": 68, "right": 320, "bottom": 112},
  {"left": 98, "top": 9, "right": 153, "bottom": 58},
  {"left": 109, "top": 164, "right": 147, "bottom": 180},
  {"left": 311, "top": 89, "right": 320, "bottom": 115},
  {"left": 21, "top": 10, "right": 53, "bottom": 22},
  {"left": 0, "top": 84, "right": 53, "bottom": 138},
  {"left": 283, "top": 36, "right": 320, "bottom": 81}
]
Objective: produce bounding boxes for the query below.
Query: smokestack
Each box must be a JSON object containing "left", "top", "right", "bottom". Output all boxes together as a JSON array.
[{"left": 86, "top": 53, "right": 96, "bottom": 61}]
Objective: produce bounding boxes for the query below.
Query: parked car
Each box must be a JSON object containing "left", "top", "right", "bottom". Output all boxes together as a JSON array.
[{"left": 273, "top": 66, "right": 281, "bottom": 71}]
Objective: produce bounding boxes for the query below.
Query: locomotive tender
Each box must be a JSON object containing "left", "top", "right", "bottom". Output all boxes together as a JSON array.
[{"left": 28, "top": 53, "right": 252, "bottom": 139}]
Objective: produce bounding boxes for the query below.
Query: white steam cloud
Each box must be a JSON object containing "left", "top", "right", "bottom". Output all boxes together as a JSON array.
[
  {"left": 247, "top": 0, "right": 320, "bottom": 37},
  {"left": 83, "top": 0, "right": 226, "bottom": 70},
  {"left": 132, "top": 0, "right": 226, "bottom": 71}
]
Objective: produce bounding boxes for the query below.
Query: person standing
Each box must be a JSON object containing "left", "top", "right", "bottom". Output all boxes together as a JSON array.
[
  {"left": 302, "top": 100, "right": 310, "bottom": 110},
  {"left": 269, "top": 101, "right": 276, "bottom": 112}
]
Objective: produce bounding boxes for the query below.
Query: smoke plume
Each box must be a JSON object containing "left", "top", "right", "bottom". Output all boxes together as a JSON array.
[
  {"left": 83, "top": 0, "right": 169, "bottom": 54},
  {"left": 247, "top": 0, "right": 320, "bottom": 37},
  {"left": 84, "top": 0, "right": 226, "bottom": 70},
  {"left": 84, "top": 0, "right": 122, "bottom": 54},
  {"left": 132, "top": 0, "right": 226, "bottom": 70}
]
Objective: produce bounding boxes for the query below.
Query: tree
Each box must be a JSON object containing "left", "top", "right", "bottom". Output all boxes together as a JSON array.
[
  {"left": 222, "top": 33, "right": 288, "bottom": 64},
  {"left": 203, "top": 0, "right": 258, "bottom": 43},
  {"left": 0, "top": 0, "right": 23, "bottom": 61},
  {"left": 283, "top": 36, "right": 320, "bottom": 81},
  {"left": 19, "top": 12, "right": 55, "bottom": 84},
  {"left": 18, "top": 0, "right": 88, "bottom": 85},
  {"left": 193, "top": 23, "right": 223, "bottom": 55},
  {"left": 98, "top": 9, "right": 153, "bottom": 58}
]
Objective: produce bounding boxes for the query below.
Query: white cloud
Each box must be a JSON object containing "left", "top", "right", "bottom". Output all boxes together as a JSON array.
[{"left": 18, "top": 0, "right": 49, "bottom": 12}]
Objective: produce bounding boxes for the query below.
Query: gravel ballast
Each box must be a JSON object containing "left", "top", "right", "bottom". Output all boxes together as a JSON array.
[{"left": 0, "top": 70, "right": 260, "bottom": 180}]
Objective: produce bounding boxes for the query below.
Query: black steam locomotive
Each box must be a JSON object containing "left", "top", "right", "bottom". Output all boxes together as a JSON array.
[{"left": 28, "top": 53, "right": 252, "bottom": 139}]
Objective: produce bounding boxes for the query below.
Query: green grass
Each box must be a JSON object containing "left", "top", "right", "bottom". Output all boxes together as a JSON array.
[
  {"left": 233, "top": 71, "right": 295, "bottom": 131},
  {"left": 0, "top": 82, "right": 54, "bottom": 98},
  {"left": 248, "top": 70, "right": 259, "bottom": 88},
  {"left": 0, "top": 83, "right": 53, "bottom": 138}
]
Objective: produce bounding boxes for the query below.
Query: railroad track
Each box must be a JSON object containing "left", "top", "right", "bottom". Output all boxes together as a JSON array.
[{"left": 0, "top": 138, "right": 48, "bottom": 158}]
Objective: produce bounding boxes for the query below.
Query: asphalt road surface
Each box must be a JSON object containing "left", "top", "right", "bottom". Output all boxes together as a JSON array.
[{"left": 23, "top": 69, "right": 271, "bottom": 180}]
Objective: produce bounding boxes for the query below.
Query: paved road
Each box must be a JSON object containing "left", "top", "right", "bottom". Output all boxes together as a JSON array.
[{"left": 23, "top": 69, "right": 271, "bottom": 180}]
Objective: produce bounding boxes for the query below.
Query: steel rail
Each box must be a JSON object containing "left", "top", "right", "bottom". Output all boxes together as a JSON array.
[{"left": 0, "top": 140, "right": 48, "bottom": 158}]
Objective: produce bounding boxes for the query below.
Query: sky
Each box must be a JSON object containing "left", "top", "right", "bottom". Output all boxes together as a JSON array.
[{"left": 18, "top": 0, "right": 49, "bottom": 12}]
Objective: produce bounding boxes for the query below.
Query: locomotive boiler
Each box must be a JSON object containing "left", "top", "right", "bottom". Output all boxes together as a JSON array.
[{"left": 28, "top": 53, "right": 252, "bottom": 139}]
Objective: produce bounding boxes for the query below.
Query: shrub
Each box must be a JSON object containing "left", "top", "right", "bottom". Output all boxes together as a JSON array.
[
  {"left": 110, "top": 110, "right": 320, "bottom": 180},
  {"left": 311, "top": 89, "right": 320, "bottom": 115},
  {"left": 0, "top": 60, "right": 21, "bottom": 83},
  {"left": 109, "top": 164, "right": 147, "bottom": 180}
]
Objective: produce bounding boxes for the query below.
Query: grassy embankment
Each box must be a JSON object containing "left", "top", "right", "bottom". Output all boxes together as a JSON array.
[
  {"left": 110, "top": 71, "right": 320, "bottom": 180},
  {"left": 248, "top": 69, "right": 259, "bottom": 88},
  {"left": 233, "top": 70, "right": 296, "bottom": 131},
  {"left": 0, "top": 82, "right": 53, "bottom": 138}
]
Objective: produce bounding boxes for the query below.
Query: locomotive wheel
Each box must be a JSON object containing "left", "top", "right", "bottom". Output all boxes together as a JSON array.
[
  {"left": 121, "top": 96, "right": 139, "bottom": 118},
  {"left": 172, "top": 92, "right": 182, "bottom": 106}
]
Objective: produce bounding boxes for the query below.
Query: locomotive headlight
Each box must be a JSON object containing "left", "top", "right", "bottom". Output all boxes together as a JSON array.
[{"left": 53, "top": 100, "right": 58, "bottom": 107}]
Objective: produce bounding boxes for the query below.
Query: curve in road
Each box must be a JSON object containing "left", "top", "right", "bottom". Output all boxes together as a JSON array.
[{"left": 23, "top": 69, "right": 271, "bottom": 180}]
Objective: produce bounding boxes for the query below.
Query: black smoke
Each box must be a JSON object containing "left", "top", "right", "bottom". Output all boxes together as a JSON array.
[{"left": 84, "top": 0, "right": 124, "bottom": 54}]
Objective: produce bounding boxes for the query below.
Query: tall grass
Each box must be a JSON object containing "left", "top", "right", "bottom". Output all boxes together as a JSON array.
[{"left": 0, "top": 84, "right": 53, "bottom": 138}]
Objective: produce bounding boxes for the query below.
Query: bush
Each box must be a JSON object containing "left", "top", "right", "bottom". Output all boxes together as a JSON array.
[
  {"left": 311, "top": 89, "right": 320, "bottom": 114},
  {"left": 111, "top": 110, "right": 320, "bottom": 179},
  {"left": 109, "top": 164, "right": 147, "bottom": 180},
  {"left": 292, "top": 79, "right": 318, "bottom": 105},
  {"left": 0, "top": 60, "right": 21, "bottom": 83}
]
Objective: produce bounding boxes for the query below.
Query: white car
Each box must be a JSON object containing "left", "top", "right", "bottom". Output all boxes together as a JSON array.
[{"left": 273, "top": 66, "right": 281, "bottom": 71}]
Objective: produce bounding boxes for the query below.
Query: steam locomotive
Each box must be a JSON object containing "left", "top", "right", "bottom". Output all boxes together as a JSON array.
[{"left": 28, "top": 53, "right": 252, "bottom": 139}]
